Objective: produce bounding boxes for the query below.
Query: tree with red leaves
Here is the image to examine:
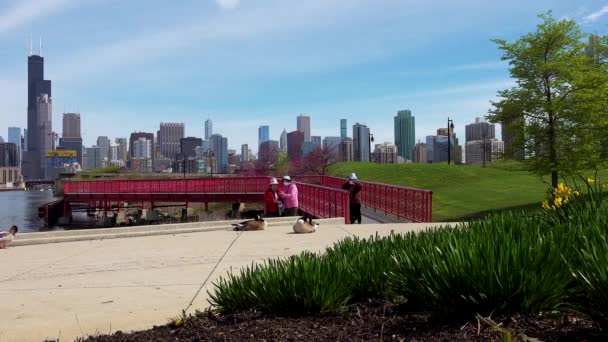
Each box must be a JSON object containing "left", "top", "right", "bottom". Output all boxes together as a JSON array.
[{"left": 296, "top": 146, "right": 338, "bottom": 175}]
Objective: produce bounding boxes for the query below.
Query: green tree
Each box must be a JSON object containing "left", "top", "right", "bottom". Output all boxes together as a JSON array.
[{"left": 488, "top": 13, "right": 608, "bottom": 188}]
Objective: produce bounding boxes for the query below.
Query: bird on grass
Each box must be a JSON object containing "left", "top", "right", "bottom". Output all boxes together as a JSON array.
[
  {"left": 293, "top": 216, "right": 319, "bottom": 234},
  {"left": 231, "top": 215, "right": 267, "bottom": 231}
]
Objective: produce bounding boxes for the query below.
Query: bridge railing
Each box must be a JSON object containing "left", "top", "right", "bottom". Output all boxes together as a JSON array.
[
  {"left": 296, "top": 175, "right": 433, "bottom": 223},
  {"left": 295, "top": 182, "right": 350, "bottom": 224},
  {"left": 64, "top": 177, "right": 269, "bottom": 194}
]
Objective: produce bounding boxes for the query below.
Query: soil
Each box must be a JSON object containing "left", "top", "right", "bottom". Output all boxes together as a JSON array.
[{"left": 76, "top": 300, "right": 604, "bottom": 342}]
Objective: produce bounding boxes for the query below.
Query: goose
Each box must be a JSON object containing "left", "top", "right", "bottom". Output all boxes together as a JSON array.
[
  {"left": 293, "top": 216, "right": 318, "bottom": 234},
  {"left": 231, "top": 215, "right": 267, "bottom": 231}
]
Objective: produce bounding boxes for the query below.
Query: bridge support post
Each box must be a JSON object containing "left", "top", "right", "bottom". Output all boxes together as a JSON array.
[{"left": 204, "top": 202, "right": 208, "bottom": 212}]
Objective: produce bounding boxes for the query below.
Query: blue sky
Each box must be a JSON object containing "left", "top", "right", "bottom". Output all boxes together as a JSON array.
[{"left": 0, "top": 0, "right": 607, "bottom": 153}]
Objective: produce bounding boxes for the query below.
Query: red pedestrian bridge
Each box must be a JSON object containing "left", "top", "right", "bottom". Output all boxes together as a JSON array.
[{"left": 63, "top": 176, "right": 433, "bottom": 224}]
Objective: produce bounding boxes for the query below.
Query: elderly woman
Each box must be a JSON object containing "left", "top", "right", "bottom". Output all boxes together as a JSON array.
[
  {"left": 279, "top": 176, "right": 299, "bottom": 217},
  {"left": 0, "top": 226, "right": 18, "bottom": 249},
  {"left": 263, "top": 178, "right": 283, "bottom": 217}
]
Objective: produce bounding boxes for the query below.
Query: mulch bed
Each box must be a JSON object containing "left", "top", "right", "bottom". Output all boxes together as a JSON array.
[{"left": 77, "top": 300, "right": 604, "bottom": 342}]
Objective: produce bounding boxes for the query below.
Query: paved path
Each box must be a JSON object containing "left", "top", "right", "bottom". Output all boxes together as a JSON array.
[{"left": 0, "top": 220, "right": 445, "bottom": 342}]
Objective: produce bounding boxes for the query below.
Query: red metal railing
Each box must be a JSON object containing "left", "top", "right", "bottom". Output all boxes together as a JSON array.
[
  {"left": 295, "top": 182, "right": 350, "bottom": 224},
  {"left": 296, "top": 175, "right": 433, "bottom": 223},
  {"left": 64, "top": 177, "right": 269, "bottom": 194}
]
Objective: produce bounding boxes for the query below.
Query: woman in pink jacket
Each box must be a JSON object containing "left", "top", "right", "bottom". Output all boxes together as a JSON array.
[{"left": 279, "top": 175, "right": 299, "bottom": 217}]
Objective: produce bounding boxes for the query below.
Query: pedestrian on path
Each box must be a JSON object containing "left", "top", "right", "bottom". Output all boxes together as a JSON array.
[
  {"left": 279, "top": 176, "right": 299, "bottom": 217},
  {"left": 0, "top": 226, "right": 18, "bottom": 249},
  {"left": 264, "top": 178, "right": 283, "bottom": 217},
  {"left": 342, "top": 173, "right": 363, "bottom": 224}
]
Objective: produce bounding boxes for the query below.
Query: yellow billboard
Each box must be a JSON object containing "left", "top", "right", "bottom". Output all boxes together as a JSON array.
[{"left": 45, "top": 150, "right": 77, "bottom": 158}]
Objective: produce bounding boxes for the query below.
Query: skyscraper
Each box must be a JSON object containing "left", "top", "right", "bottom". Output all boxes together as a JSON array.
[
  {"left": 62, "top": 113, "right": 81, "bottom": 138},
  {"left": 159, "top": 122, "right": 185, "bottom": 160},
  {"left": 0, "top": 143, "right": 19, "bottom": 167},
  {"left": 311, "top": 136, "right": 322, "bottom": 149},
  {"left": 353, "top": 123, "right": 371, "bottom": 162},
  {"left": 85, "top": 146, "right": 102, "bottom": 170},
  {"left": 241, "top": 144, "right": 249, "bottom": 162},
  {"left": 258, "top": 125, "right": 270, "bottom": 147},
  {"left": 413, "top": 142, "right": 427, "bottom": 163},
  {"left": 339, "top": 138, "right": 354, "bottom": 162},
  {"left": 394, "top": 110, "right": 415, "bottom": 161},
  {"left": 210, "top": 134, "right": 228, "bottom": 173},
  {"left": 25, "top": 41, "right": 52, "bottom": 180},
  {"left": 323, "top": 136, "right": 341, "bottom": 152},
  {"left": 115, "top": 138, "right": 128, "bottom": 161},
  {"left": 372, "top": 143, "right": 398, "bottom": 164},
  {"left": 280, "top": 129, "right": 288, "bottom": 152},
  {"left": 96, "top": 136, "right": 110, "bottom": 161},
  {"left": 287, "top": 131, "right": 304, "bottom": 161},
  {"left": 58, "top": 137, "right": 83, "bottom": 166},
  {"left": 180, "top": 137, "right": 203, "bottom": 158},
  {"left": 133, "top": 138, "right": 152, "bottom": 158},
  {"left": 204, "top": 119, "right": 213, "bottom": 140},
  {"left": 465, "top": 118, "right": 501, "bottom": 165},
  {"left": 465, "top": 117, "right": 495, "bottom": 141},
  {"left": 297, "top": 114, "right": 311, "bottom": 142},
  {"left": 7, "top": 127, "right": 20, "bottom": 145},
  {"left": 340, "top": 119, "right": 347, "bottom": 140},
  {"left": 129, "top": 132, "right": 155, "bottom": 161}
]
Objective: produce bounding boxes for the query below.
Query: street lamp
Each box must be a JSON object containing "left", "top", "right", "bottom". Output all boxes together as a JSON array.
[
  {"left": 368, "top": 133, "right": 375, "bottom": 162},
  {"left": 447, "top": 118, "right": 454, "bottom": 165}
]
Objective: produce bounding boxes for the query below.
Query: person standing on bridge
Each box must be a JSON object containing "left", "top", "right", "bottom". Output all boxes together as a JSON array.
[
  {"left": 0, "top": 226, "right": 18, "bottom": 249},
  {"left": 264, "top": 178, "right": 283, "bottom": 217},
  {"left": 343, "top": 173, "right": 363, "bottom": 224},
  {"left": 279, "top": 176, "right": 299, "bottom": 217}
]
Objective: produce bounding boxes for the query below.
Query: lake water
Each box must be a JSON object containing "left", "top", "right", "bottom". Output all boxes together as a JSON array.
[{"left": 0, "top": 190, "right": 62, "bottom": 233}]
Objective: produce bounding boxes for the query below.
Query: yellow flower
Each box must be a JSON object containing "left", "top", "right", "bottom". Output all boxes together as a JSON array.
[
  {"left": 587, "top": 177, "right": 595, "bottom": 185},
  {"left": 542, "top": 200, "right": 550, "bottom": 210},
  {"left": 174, "top": 319, "right": 183, "bottom": 327},
  {"left": 574, "top": 191, "right": 580, "bottom": 196},
  {"left": 563, "top": 198, "right": 569, "bottom": 204},
  {"left": 554, "top": 197, "right": 563, "bottom": 207}
]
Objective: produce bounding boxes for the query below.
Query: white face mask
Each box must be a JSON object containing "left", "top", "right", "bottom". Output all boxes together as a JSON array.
[{"left": 283, "top": 181, "right": 289, "bottom": 186}]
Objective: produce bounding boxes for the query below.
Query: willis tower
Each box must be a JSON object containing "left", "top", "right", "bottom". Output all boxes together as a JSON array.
[{"left": 25, "top": 37, "right": 52, "bottom": 180}]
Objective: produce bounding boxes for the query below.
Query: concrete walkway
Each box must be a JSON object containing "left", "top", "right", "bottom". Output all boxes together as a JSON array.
[{"left": 0, "top": 219, "right": 446, "bottom": 342}]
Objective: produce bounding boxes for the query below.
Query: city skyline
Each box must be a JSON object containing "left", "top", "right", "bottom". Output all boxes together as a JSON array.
[{"left": 0, "top": 1, "right": 607, "bottom": 153}]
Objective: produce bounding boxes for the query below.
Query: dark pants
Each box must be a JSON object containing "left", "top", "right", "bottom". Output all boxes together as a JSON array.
[
  {"left": 350, "top": 203, "right": 362, "bottom": 224},
  {"left": 283, "top": 207, "right": 298, "bottom": 217}
]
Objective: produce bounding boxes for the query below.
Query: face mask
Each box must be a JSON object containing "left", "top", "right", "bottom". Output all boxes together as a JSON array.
[{"left": 283, "top": 181, "right": 289, "bottom": 186}]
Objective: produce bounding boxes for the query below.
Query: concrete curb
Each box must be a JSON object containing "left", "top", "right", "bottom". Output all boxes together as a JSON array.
[{"left": 12, "top": 217, "right": 345, "bottom": 246}]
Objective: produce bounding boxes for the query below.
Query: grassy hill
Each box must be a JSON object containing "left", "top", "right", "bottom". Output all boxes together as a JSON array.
[{"left": 331, "top": 161, "right": 606, "bottom": 222}]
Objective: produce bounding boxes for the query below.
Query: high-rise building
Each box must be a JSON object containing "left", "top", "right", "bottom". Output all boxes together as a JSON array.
[
  {"left": 180, "top": 137, "right": 203, "bottom": 158},
  {"left": 297, "top": 114, "right": 311, "bottom": 142},
  {"left": 85, "top": 146, "right": 102, "bottom": 170},
  {"left": 323, "top": 136, "right": 341, "bottom": 152},
  {"left": 259, "top": 140, "right": 279, "bottom": 158},
  {"left": 258, "top": 126, "right": 270, "bottom": 148},
  {"left": 25, "top": 43, "right": 52, "bottom": 180},
  {"left": 159, "top": 122, "right": 185, "bottom": 160},
  {"left": 502, "top": 116, "right": 525, "bottom": 159},
  {"left": 413, "top": 142, "right": 427, "bottom": 163},
  {"left": 426, "top": 136, "right": 435, "bottom": 163},
  {"left": 353, "top": 123, "right": 371, "bottom": 162},
  {"left": 279, "top": 129, "right": 288, "bottom": 152},
  {"left": 7, "top": 127, "right": 20, "bottom": 145},
  {"left": 311, "top": 136, "right": 322, "bottom": 149},
  {"left": 339, "top": 138, "right": 354, "bottom": 162},
  {"left": 96, "top": 136, "right": 110, "bottom": 161},
  {"left": 109, "top": 143, "right": 119, "bottom": 161},
  {"left": 129, "top": 132, "right": 155, "bottom": 160},
  {"left": 466, "top": 140, "right": 504, "bottom": 165},
  {"left": 204, "top": 119, "right": 213, "bottom": 140},
  {"left": 58, "top": 137, "right": 83, "bottom": 166},
  {"left": 133, "top": 137, "right": 152, "bottom": 159},
  {"left": 301, "top": 142, "right": 315, "bottom": 157},
  {"left": 465, "top": 117, "right": 495, "bottom": 142},
  {"left": 0, "top": 143, "right": 19, "bottom": 167},
  {"left": 62, "top": 113, "right": 81, "bottom": 138},
  {"left": 372, "top": 143, "right": 398, "bottom": 164},
  {"left": 241, "top": 144, "right": 249, "bottom": 162},
  {"left": 210, "top": 134, "right": 228, "bottom": 173},
  {"left": 394, "top": 110, "right": 415, "bottom": 161},
  {"left": 432, "top": 131, "right": 460, "bottom": 164},
  {"left": 115, "top": 138, "right": 128, "bottom": 161},
  {"left": 340, "top": 119, "right": 348, "bottom": 140},
  {"left": 287, "top": 131, "right": 304, "bottom": 162}
]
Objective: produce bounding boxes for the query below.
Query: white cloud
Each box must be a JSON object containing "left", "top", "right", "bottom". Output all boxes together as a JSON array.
[
  {"left": 215, "top": 0, "right": 240, "bottom": 10},
  {"left": 0, "top": 0, "right": 74, "bottom": 34},
  {"left": 583, "top": 5, "right": 608, "bottom": 23}
]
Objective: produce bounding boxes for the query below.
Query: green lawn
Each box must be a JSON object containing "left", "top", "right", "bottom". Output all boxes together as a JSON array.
[{"left": 331, "top": 161, "right": 606, "bottom": 222}]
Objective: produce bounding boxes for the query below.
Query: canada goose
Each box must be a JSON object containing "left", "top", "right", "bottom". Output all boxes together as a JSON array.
[
  {"left": 231, "top": 215, "right": 267, "bottom": 231},
  {"left": 293, "top": 216, "right": 318, "bottom": 234}
]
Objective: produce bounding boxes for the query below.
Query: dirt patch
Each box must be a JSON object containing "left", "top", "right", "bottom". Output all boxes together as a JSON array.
[{"left": 77, "top": 301, "right": 603, "bottom": 342}]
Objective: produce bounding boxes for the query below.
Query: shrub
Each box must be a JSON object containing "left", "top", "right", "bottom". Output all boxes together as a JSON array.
[
  {"left": 389, "top": 212, "right": 574, "bottom": 318},
  {"left": 209, "top": 251, "right": 351, "bottom": 314}
]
